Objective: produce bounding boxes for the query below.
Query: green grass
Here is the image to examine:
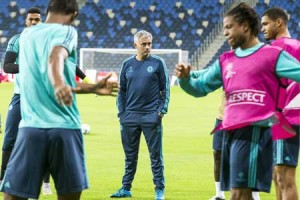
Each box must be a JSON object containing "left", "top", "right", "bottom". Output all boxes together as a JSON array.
[{"left": 0, "top": 83, "right": 277, "bottom": 199}]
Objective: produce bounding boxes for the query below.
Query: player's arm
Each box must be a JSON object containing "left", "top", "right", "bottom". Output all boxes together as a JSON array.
[
  {"left": 3, "top": 51, "right": 18, "bottom": 74},
  {"left": 157, "top": 59, "right": 170, "bottom": 116},
  {"left": 48, "top": 46, "right": 73, "bottom": 106},
  {"left": 48, "top": 46, "right": 118, "bottom": 105},
  {"left": 74, "top": 72, "right": 118, "bottom": 96},
  {"left": 175, "top": 60, "right": 222, "bottom": 97},
  {"left": 276, "top": 51, "right": 300, "bottom": 82}
]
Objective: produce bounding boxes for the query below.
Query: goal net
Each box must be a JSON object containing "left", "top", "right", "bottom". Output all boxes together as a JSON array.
[{"left": 79, "top": 48, "right": 188, "bottom": 84}]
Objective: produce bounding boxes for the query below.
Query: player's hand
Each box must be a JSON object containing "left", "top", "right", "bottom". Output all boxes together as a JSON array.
[
  {"left": 174, "top": 62, "right": 191, "bottom": 78},
  {"left": 93, "top": 72, "right": 118, "bottom": 96},
  {"left": 54, "top": 85, "right": 73, "bottom": 106}
]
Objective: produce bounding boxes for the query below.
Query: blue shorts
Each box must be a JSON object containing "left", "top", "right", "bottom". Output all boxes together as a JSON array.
[
  {"left": 212, "top": 118, "right": 223, "bottom": 151},
  {"left": 273, "top": 125, "right": 300, "bottom": 167},
  {"left": 2, "top": 94, "right": 21, "bottom": 151},
  {"left": 0, "top": 127, "right": 89, "bottom": 199},
  {"left": 221, "top": 126, "right": 273, "bottom": 192}
]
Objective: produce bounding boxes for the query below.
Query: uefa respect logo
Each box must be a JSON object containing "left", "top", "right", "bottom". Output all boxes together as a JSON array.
[{"left": 227, "top": 89, "right": 266, "bottom": 106}]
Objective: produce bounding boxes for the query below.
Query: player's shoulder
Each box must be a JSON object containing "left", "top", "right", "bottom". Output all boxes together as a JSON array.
[
  {"left": 261, "top": 44, "right": 283, "bottom": 54},
  {"left": 273, "top": 37, "right": 300, "bottom": 44},
  {"left": 8, "top": 34, "right": 21, "bottom": 44},
  {"left": 272, "top": 37, "right": 300, "bottom": 50},
  {"left": 50, "top": 24, "right": 77, "bottom": 35},
  {"left": 219, "top": 49, "right": 235, "bottom": 60},
  {"left": 60, "top": 24, "right": 77, "bottom": 32},
  {"left": 33, "top": 23, "right": 77, "bottom": 37}
]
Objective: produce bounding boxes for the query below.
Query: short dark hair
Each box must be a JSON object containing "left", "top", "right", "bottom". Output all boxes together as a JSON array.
[
  {"left": 26, "top": 7, "right": 41, "bottom": 15},
  {"left": 262, "top": 7, "right": 288, "bottom": 25},
  {"left": 47, "top": 0, "right": 78, "bottom": 15},
  {"left": 225, "top": 2, "right": 260, "bottom": 36}
]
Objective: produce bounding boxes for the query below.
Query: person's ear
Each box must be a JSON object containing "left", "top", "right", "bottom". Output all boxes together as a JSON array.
[
  {"left": 276, "top": 18, "right": 283, "bottom": 28},
  {"left": 242, "top": 22, "right": 249, "bottom": 33},
  {"left": 70, "top": 12, "right": 78, "bottom": 22}
]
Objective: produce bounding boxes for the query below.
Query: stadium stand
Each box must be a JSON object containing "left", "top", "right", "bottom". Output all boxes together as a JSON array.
[
  {"left": 0, "top": 0, "right": 228, "bottom": 62},
  {"left": 0, "top": 0, "right": 299, "bottom": 69}
]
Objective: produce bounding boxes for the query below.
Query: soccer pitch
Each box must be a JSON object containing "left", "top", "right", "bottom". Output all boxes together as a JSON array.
[{"left": 0, "top": 83, "right": 277, "bottom": 200}]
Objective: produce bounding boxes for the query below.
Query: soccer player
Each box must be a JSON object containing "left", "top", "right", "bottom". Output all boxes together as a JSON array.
[
  {"left": 175, "top": 2, "right": 300, "bottom": 199},
  {"left": 111, "top": 30, "right": 170, "bottom": 200},
  {"left": 1, "top": 5, "right": 43, "bottom": 186},
  {"left": 0, "top": 7, "right": 92, "bottom": 196},
  {"left": 261, "top": 7, "right": 300, "bottom": 200},
  {"left": 0, "top": 0, "right": 118, "bottom": 199}
]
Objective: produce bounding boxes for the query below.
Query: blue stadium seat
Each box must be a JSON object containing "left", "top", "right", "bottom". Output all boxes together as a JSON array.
[{"left": 1, "top": 0, "right": 299, "bottom": 64}]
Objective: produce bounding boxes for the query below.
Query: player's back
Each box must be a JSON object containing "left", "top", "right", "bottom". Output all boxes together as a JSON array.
[{"left": 18, "top": 23, "right": 81, "bottom": 129}]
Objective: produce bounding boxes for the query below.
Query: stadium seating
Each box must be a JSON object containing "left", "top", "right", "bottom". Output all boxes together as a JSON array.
[
  {"left": 0, "top": 0, "right": 299, "bottom": 67},
  {"left": 0, "top": 0, "right": 225, "bottom": 62}
]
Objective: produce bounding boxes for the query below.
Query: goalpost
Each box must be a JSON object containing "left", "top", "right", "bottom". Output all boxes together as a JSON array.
[{"left": 79, "top": 48, "right": 189, "bottom": 85}]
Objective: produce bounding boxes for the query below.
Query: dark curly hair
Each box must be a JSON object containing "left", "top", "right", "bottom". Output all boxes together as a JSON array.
[{"left": 225, "top": 2, "right": 260, "bottom": 36}]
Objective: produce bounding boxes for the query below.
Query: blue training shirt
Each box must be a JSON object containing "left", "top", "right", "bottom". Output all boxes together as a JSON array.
[
  {"left": 117, "top": 54, "right": 170, "bottom": 116},
  {"left": 18, "top": 23, "right": 81, "bottom": 129}
]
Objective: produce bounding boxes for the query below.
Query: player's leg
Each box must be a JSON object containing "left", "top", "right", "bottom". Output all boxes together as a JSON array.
[
  {"left": 211, "top": 118, "right": 225, "bottom": 200},
  {"left": 111, "top": 112, "right": 141, "bottom": 198},
  {"left": 230, "top": 188, "right": 252, "bottom": 200},
  {"left": 1, "top": 94, "right": 21, "bottom": 181},
  {"left": 1, "top": 127, "right": 48, "bottom": 199},
  {"left": 3, "top": 193, "right": 27, "bottom": 200},
  {"left": 273, "top": 170, "right": 282, "bottom": 200},
  {"left": 273, "top": 125, "right": 299, "bottom": 200},
  {"left": 273, "top": 165, "right": 297, "bottom": 200},
  {"left": 221, "top": 126, "right": 273, "bottom": 200},
  {"left": 141, "top": 112, "right": 164, "bottom": 200},
  {"left": 42, "top": 171, "right": 52, "bottom": 195},
  {"left": 48, "top": 128, "right": 88, "bottom": 200}
]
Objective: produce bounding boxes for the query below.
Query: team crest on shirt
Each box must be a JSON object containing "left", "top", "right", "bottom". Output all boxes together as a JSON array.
[
  {"left": 147, "top": 66, "right": 153, "bottom": 73},
  {"left": 128, "top": 66, "right": 133, "bottom": 73},
  {"left": 225, "top": 63, "right": 236, "bottom": 79}
]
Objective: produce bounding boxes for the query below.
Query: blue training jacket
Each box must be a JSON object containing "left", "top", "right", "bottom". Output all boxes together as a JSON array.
[{"left": 117, "top": 54, "right": 170, "bottom": 117}]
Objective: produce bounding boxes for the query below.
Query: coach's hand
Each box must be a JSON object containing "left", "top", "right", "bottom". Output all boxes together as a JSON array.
[{"left": 174, "top": 62, "right": 191, "bottom": 79}]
